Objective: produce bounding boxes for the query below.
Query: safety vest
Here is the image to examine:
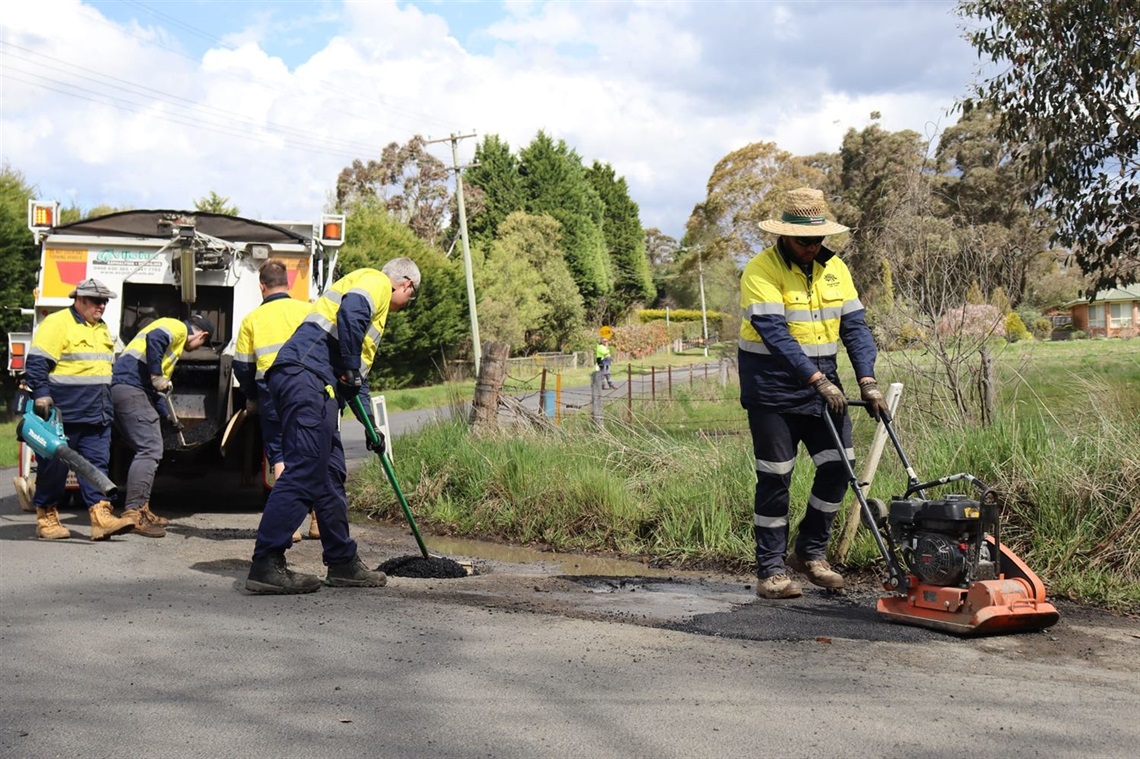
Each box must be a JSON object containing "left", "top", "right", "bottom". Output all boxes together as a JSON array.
[
  {"left": 112, "top": 318, "right": 189, "bottom": 394},
  {"left": 235, "top": 294, "right": 312, "bottom": 382},
  {"left": 272, "top": 268, "right": 392, "bottom": 387},
  {"left": 738, "top": 243, "right": 876, "bottom": 412},
  {"left": 595, "top": 343, "right": 611, "bottom": 362},
  {"left": 26, "top": 307, "right": 114, "bottom": 425}
]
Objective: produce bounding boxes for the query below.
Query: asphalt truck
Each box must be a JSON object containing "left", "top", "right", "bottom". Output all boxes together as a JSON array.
[{"left": 8, "top": 200, "right": 346, "bottom": 507}]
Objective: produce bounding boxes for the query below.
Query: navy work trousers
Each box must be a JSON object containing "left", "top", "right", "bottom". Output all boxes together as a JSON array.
[
  {"left": 253, "top": 365, "right": 355, "bottom": 565},
  {"left": 256, "top": 386, "right": 284, "bottom": 466},
  {"left": 33, "top": 422, "right": 112, "bottom": 509},
  {"left": 747, "top": 407, "right": 853, "bottom": 579}
]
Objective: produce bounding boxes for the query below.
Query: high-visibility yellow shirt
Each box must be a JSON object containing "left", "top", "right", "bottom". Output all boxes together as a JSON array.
[
  {"left": 273, "top": 268, "right": 393, "bottom": 387},
  {"left": 113, "top": 317, "right": 188, "bottom": 384},
  {"left": 26, "top": 307, "right": 114, "bottom": 424},
  {"left": 738, "top": 243, "right": 876, "bottom": 412},
  {"left": 234, "top": 293, "right": 311, "bottom": 383}
]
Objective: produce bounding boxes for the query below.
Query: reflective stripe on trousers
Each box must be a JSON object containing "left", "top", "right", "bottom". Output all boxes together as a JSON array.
[{"left": 747, "top": 407, "right": 853, "bottom": 579}]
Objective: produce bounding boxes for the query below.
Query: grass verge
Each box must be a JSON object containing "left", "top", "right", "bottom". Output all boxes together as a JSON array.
[{"left": 355, "top": 339, "right": 1139, "bottom": 611}]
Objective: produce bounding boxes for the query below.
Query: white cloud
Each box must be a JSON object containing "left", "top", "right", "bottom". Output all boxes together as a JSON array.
[{"left": 1, "top": 0, "right": 977, "bottom": 239}]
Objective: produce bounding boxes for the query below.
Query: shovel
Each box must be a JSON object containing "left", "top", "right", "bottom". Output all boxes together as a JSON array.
[
  {"left": 347, "top": 394, "right": 428, "bottom": 559},
  {"left": 347, "top": 394, "right": 468, "bottom": 579},
  {"left": 162, "top": 388, "right": 187, "bottom": 448}
]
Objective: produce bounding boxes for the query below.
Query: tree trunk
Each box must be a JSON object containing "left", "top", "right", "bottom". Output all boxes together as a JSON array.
[{"left": 469, "top": 341, "right": 511, "bottom": 432}]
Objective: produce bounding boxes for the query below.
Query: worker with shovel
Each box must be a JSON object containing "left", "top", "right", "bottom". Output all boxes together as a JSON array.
[
  {"left": 24, "top": 278, "right": 135, "bottom": 541},
  {"left": 245, "top": 258, "right": 420, "bottom": 595},
  {"left": 739, "top": 187, "right": 889, "bottom": 599},
  {"left": 110, "top": 314, "right": 214, "bottom": 537},
  {"left": 233, "top": 259, "right": 316, "bottom": 543}
]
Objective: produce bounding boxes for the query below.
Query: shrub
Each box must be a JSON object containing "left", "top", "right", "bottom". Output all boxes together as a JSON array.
[
  {"left": 938, "top": 304, "right": 1005, "bottom": 339},
  {"left": 638, "top": 308, "right": 724, "bottom": 324},
  {"left": 1032, "top": 317, "right": 1053, "bottom": 341},
  {"left": 1073, "top": 330, "right": 1089, "bottom": 340},
  {"left": 1006, "top": 312, "right": 1032, "bottom": 342}
]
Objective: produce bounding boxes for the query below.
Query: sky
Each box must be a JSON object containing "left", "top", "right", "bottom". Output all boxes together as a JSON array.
[{"left": 1, "top": 0, "right": 983, "bottom": 240}]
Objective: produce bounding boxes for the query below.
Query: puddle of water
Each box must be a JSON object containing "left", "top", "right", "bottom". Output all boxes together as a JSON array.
[{"left": 425, "top": 534, "right": 716, "bottom": 579}]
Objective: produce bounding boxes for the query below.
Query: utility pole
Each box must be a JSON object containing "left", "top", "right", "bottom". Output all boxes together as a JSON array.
[
  {"left": 695, "top": 245, "right": 709, "bottom": 357},
  {"left": 427, "top": 132, "right": 481, "bottom": 375}
]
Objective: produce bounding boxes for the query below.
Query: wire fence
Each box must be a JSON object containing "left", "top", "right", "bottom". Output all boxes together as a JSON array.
[{"left": 493, "top": 343, "right": 1137, "bottom": 437}]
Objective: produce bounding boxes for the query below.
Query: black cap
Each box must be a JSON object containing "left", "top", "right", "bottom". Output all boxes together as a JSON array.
[{"left": 187, "top": 314, "right": 215, "bottom": 336}]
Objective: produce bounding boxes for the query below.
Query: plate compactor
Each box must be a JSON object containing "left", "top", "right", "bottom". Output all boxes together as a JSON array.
[{"left": 823, "top": 402, "right": 1059, "bottom": 636}]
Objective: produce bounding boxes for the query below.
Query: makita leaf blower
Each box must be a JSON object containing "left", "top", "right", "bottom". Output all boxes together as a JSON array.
[{"left": 16, "top": 404, "right": 119, "bottom": 499}]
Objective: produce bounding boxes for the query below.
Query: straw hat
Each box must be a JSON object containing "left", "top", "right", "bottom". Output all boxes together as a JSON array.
[{"left": 757, "top": 187, "right": 849, "bottom": 237}]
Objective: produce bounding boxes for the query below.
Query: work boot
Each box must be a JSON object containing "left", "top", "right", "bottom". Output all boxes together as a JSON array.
[
  {"left": 291, "top": 528, "right": 302, "bottom": 543},
  {"left": 36, "top": 507, "right": 71, "bottom": 540},
  {"left": 246, "top": 552, "right": 322, "bottom": 595},
  {"left": 755, "top": 574, "right": 802, "bottom": 599},
  {"left": 89, "top": 501, "right": 135, "bottom": 541},
  {"left": 325, "top": 555, "right": 388, "bottom": 588},
  {"left": 787, "top": 553, "right": 844, "bottom": 589},
  {"left": 307, "top": 510, "right": 320, "bottom": 540},
  {"left": 122, "top": 507, "right": 165, "bottom": 538},
  {"left": 139, "top": 503, "right": 169, "bottom": 527}
]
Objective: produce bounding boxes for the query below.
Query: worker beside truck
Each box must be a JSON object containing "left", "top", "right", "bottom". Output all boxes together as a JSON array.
[
  {"left": 233, "top": 259, "right": 317, "bottom": 543},
  {"left": 110, "top": 314, "right": 215, "bottom": 538},
  {"left": 24, "top": 278, "right": 135, "bottom": 541},
  {"left": 246, "top": 259, "right": 420, "bottom": 595}
]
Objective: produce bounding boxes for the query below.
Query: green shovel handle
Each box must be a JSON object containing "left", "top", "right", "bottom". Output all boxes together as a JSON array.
[{"left": 348, "top": 394, "right": 429, "bottom": 559}]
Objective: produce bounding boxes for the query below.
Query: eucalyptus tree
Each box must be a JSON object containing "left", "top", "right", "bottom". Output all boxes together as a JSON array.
[
  {"left": 960, "top": 0, "right": 1140, "bottom": 288},
  {"left": 335, "top": 135, "right": 451, "bottom": 248}
]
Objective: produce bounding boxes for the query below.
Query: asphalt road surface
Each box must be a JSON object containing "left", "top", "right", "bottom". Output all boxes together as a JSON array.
[{"left": 2, "top": 400, "right": 1139, "bottom": 758}]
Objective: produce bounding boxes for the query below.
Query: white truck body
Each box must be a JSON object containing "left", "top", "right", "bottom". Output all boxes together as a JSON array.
[{"left": 10, "top": 203, "right": 344, "bottom": 504}]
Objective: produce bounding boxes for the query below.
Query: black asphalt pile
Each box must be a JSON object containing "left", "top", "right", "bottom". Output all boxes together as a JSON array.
[{"left": 379, "top": 555, "right": 468, "bottom": 579}]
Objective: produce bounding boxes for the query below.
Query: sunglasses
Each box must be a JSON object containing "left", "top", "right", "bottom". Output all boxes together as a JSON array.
[
  {"left": 405, "top": 278, "right": 418, "bottom": 302},
  {"left": 792, "top": 236, "right": 825, "bottom": 248},
  {"left": 85, "top": 297, "right": 109, "bottom": 306}
]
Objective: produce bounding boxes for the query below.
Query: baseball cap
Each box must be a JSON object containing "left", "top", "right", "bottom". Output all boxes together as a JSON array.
[{"left": 187, "top": 314, "right": 215, "bottom": 336}]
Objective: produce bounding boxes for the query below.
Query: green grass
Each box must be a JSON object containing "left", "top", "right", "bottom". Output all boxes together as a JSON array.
[
  {"left": 0, "top": 422, "right": 18, "bottom": 469},
  {"left": 345, "top": 338, "right": 1139, "bottom": 611}
]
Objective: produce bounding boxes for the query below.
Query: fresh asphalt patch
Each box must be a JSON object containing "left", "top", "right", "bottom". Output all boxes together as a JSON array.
[{"left": 565, "top": 576, "right": 947, "bottom": 643}]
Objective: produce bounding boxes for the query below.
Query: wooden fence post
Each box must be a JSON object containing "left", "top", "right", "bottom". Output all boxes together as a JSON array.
[
  {"left": 469, "top": 341, "right": 511, "bottom": 432},
  {"left": 538, "top": 367, "right": 547, "bottom": 415}
]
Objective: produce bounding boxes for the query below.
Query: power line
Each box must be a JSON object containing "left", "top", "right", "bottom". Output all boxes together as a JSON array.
[
  {"left": 1, "top": 70, "right": 370, "bottom": 161},
  {"left": 118, "top": 0, "right": 460, "bottom": 135},
  {"left": 1, "top": 41, "right": 389, "bottom": 157}
]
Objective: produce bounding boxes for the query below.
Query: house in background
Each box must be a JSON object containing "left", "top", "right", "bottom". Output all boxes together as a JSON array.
[{"left": 1066, "top": 287, "right": 1140, "bottom": 338}]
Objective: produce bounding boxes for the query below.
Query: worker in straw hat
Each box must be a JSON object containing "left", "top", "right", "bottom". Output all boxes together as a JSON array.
[{"left": 739, "top": 187, "right": 889, "bottom": 600}]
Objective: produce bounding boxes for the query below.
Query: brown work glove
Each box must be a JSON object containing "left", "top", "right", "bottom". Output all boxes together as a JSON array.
[
  {"left": 859, "top": 379, "right": 890, "bottom": 421},
  {"left": 811, "top": 376, "right": 847, "bottom": 416}
]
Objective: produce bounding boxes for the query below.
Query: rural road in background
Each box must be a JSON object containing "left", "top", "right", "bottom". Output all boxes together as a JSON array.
[{"left": 3, "top": 378, "right": 1139, "bottom": 757}]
